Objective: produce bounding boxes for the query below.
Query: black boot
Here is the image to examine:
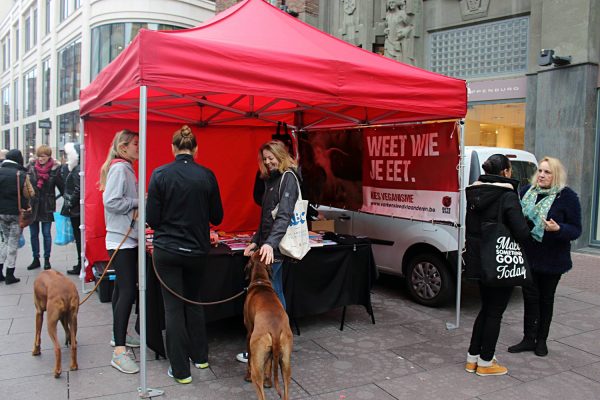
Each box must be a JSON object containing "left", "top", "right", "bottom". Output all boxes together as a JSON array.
[
  {"left": 535, "top": 340, "right": 548, "bottom": 357},
  {"left": 27, "top": 257, "right": 41, "bottom": 270},
  {"left": 5, "top": 268, "right": 21, "bottom": 285},
  {"left": 508, "top": 337, "right": 537, "bottom": 353},
  {"left": 67, "top": 264, "right": 81, "bottom": 275},
  {"left": 0, "top": 264, "right": 4, "bottom": 282},
  {"left": 44, "top": 257, "right": 51, "bottom": 270}
]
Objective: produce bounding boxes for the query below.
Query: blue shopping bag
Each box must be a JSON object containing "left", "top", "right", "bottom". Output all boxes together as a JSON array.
[
  {"left": 18, "top": 233, "right": 25, "bottom": 249},
  {"left": 54, "top": 212, "right": 75, "bottom": 245}
]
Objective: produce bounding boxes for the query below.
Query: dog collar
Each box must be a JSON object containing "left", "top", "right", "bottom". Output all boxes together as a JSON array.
[{"left": 247, "top": 279, "right": 272, "bottom": 290}]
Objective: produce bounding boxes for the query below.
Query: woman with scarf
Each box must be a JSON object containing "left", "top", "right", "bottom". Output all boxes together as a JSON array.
[
  {"left": 26, "top": 145, "right": 64, "bottom": 271},
  {"left": 508, "top": 156, "right": 581, "bottom": 357}
]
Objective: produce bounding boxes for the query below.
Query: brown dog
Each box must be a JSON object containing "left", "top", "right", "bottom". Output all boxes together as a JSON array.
[
  {"left": 32, "top": 270, "right": 79, "bottom": 378},
  {"left": 244, "top": 252, "right": 293, "bottom": 400}
]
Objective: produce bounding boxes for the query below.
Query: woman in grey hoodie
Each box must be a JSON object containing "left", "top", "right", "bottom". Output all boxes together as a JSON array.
[{"left": 99, "top": 129, "right": 141, "bottom": 375}]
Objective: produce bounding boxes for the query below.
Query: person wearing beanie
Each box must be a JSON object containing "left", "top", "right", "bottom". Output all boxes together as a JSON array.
[
  {"left": 26, "top": 145, "right": 64, "bottom": 271},
  {"left": 61, "top": 143, "right": 82, "bottom": 275},
  {"left": 0, "top": 149, "right": 35, "bottom": 284}
]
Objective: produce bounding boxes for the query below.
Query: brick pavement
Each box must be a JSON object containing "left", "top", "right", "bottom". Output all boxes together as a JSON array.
[{"left": 2, "top": 232, "right": 600, "bottom": 399}]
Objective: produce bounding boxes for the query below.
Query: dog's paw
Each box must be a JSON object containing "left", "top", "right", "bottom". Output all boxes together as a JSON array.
[
  {"left": 54, "top": 370, "right": 62, "bottom": 378},
  {"left": 264, "top": 377, "right": 273, "bottom": 388},
  {"left": 32, "top": 348, "right": 41, "bottom": 356},
  {"left": 244, "top": 372, "right": 252, "bottom": 383},
  {"left": 70, "top": 364, "right": 78, "bottom": 371}
]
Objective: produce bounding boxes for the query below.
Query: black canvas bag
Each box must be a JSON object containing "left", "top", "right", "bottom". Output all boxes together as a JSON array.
[{"left": 480, "top": 195, "right": 531, "bottom": 287}]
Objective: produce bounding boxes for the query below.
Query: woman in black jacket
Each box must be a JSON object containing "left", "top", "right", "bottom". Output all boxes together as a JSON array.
[
  {"left": 0, "top": 150, "right": 35, "bottom": 284},
  {"left": 26, "top": 145, "right": 64, "bottom": 270},
  {"left": 508, "top": 156, "right": 581, "bottom": 357},
  {"left": 464, "top": 154, "right": 531, "bottom": 376},
  {"left": 146, "top": 125, "right": 224, "bottom": 384},
  {"left": 61, "top": 143, "right": 82, "bottom": 275}
]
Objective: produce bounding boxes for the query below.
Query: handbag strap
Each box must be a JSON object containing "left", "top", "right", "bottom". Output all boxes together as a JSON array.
[
  {"left": 16, "top": 171, "right": 22, "bottom": 210},
  {"left": 276, "top": 170, "right": 303, "bottom": 202}
]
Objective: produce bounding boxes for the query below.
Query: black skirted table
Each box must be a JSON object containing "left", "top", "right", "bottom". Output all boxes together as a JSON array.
[{"left": 145, "top": 241, "right": 377, "bottom": 357}]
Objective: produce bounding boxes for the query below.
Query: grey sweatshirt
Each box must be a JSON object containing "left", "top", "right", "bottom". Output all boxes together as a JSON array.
[{"left": 103, "top": 161, "right": 139, "bottom": 248}]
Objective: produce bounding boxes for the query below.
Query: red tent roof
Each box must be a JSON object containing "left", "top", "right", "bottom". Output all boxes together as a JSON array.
[{"left": 79, "top": 0, "right": 466, "bottom": 129}]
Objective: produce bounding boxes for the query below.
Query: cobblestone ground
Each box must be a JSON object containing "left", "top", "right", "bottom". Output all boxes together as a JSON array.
[{"left": 2, "top": 231, "right": 600, "bottom": 399}]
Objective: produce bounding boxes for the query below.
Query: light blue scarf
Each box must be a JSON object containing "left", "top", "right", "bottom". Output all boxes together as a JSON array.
[{"left": 521, "top": 186, "right": 560, "bottom": 242}]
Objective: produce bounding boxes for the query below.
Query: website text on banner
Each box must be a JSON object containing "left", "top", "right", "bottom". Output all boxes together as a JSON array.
[{"left": 361, "top": 122, "right": 460, "bottom": 223}]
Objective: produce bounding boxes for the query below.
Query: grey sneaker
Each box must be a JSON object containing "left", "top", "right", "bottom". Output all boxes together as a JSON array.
[
  {"left": 110, "top": 334, "right": 141, "bottom": 348},
  {"left": 236, "top": 352, "right": 248, "bottom": 363},
  {"left": 111, "top": 351, "right": 140, "bottom": 374}
]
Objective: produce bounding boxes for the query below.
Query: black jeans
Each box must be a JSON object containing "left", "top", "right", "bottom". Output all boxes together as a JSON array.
[
  {"left": 71, "top": 216, "right": 82, "bottom": 266},
  {"left": 109, "top": 248, "right": 139, "bottom": 347},
  {"left": 153, "top": 248, "right": 208, "bottom": 379},
  {"left": 468, "top": 283, "right": 513, "bottom": 361},
  {"left": 521, "top": 270, "right": 562, "bottom": 342}
]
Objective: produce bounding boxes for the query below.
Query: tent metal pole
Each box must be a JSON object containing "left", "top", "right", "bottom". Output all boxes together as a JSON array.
[
  {"left": 137, "top": 86, "right": 163, "bottom": 398},
  {"left": 79, "top": 119, "right": 91, "bottom": 294},
  {"left": 447, "top": 120, "right": 465, "bottom": 330}
]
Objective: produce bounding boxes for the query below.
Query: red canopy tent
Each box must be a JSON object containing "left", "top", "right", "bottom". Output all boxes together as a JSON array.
[{"left": 79, "top": 0, "right": 466, "bottom": 395}]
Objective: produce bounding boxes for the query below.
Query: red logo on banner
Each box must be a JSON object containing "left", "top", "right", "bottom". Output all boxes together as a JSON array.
[{"left": 442, "top": 196, "right": 452, "bottom": 207}]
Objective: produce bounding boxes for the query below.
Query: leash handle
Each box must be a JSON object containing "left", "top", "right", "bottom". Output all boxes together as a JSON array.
[{"left": 151, "top": 253, "right": 247, "bottom": 306}]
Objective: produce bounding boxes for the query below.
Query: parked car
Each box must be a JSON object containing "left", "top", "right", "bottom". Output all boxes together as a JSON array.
[{"left": 318, "top": 146, "right": 538, "bottom": 307}]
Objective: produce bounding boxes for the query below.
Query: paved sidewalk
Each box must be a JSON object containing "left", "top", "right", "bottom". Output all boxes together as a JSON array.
[{"left": 2, "top": 234, "right": 600, "bottom": 399}]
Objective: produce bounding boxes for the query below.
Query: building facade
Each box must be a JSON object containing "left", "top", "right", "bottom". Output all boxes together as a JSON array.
[
  {"left": 0, "top": 0, "right": 215, "bottom": 161},
  {"left": 216, "top": 0, "right": 599, "bottom": 249}
]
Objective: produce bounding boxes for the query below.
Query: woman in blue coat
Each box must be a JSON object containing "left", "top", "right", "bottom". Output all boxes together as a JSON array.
[{"left": 508, "top": 156, "right": 582, "bottom": 357}]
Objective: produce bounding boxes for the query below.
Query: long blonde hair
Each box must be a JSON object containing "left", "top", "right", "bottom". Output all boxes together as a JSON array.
[
  {"left": 531, "top": 156, "right": 567, "bottom": 191},
  {"left": 98, "top": 129, "right": 138, "bottom": 191},
  {"left": 258, "top": 140, "right": 297, "bottom": 178}
]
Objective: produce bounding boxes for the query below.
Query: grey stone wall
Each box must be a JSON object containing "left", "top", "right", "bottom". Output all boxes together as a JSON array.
[{"left": 527, "top": 63, "right": 598, "bottom": 249}]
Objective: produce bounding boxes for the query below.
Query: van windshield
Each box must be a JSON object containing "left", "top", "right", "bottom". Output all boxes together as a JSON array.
[{"left": 511, "top": 161, "right": 537, "bottom": 190}]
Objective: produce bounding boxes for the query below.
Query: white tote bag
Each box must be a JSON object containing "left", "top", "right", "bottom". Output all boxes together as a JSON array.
[{"left": 271, "top": 171, "right": 311, "bottom": 260}]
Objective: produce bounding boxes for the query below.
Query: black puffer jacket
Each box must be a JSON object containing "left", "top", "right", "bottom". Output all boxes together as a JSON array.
[
  {"left": 27, "top": 162, "right": 64, "bottom": 222},
  {"left": 252, "top": 168, "right": 300, "bottom": 259},
  {"left": 0, "top": 162, "right": 33, "bottom": 215},
  {"left": 464, "top": 174, "right": 531, "bottom": 280},
  {"left": 61, "top": 164, "right": 80, "bottom": 217}
]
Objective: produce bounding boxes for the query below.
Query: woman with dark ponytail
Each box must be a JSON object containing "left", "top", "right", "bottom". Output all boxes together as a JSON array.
[
  {"left": 463, "top": 154, "right": 531, "bottom": 376},
  {"left": 147, "top": 125, "right": 223, "bottom": 384}
]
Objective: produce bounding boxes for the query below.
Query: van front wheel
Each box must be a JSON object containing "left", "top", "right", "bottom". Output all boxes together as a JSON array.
[{"left": 405, "top": 254, "right": 454, "bottom": 307}]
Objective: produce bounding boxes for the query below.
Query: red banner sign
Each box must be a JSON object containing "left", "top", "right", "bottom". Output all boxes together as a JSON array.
[{"left": 361, "top": 122, "right": 459, "bottom": 222}]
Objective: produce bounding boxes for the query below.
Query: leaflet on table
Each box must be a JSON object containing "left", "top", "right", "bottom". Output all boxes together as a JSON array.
[{"left": 214, "top": 230, "right": 338, "bottom": 251}]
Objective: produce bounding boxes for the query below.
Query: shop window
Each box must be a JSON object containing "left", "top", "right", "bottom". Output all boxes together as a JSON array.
[
  {"left": 24, "top": 67, "right": 36, "bottom": 117},
  {"left": 1, "top": 85, "right": 9, "bottom": 125},
  {"left": 24, "top": 122, "right": 36, "bottom": 160},
  {"left": 57, "top": 39, "right": 81, "bottom": 106},
  {"left": 42, "top": 58, "right": 51, "bottom": 111},
  {"left": 2, "top": 34, "right": 9, "bottom": 71},
  {"left": 57, "top": 110, "right": 80, "bottom": 151},
  {"left": 90, "top": 22, "right": 183, "bottom": 80},
  {"left": 463, "top": 101, "right": 526, "bottom": 149},
  {"left": 13, "top": 79, "right": 18, "bottom": 121},
  {"left": 2, "top": 129, "right": 9, "bottom": 148}
]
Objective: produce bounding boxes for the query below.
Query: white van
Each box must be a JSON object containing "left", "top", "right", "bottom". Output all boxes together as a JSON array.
[{"left": 319, "top": 146, "right": 538, "bottom": 306}]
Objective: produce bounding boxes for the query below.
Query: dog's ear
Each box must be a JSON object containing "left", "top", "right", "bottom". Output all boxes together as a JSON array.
[{"left": 244, "top": 259, "right": 252, "bottom": 281}]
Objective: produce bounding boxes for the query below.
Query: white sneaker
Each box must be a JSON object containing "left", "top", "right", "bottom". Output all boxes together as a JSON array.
[{"left": 236, "top": 352, "right": 248, "bottom": 363}]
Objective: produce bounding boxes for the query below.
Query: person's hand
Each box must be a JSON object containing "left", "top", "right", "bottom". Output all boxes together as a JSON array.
[
  {"left": 259, "top": 244, "right": 274, "bottom": 264},
  {"left": 243, "top": 243, "right": 257, "bottom": 257},
  {"left": 543, "top": 218, "right": 560, "bottom": 232},
  {"left": 209, "top": 231, "right": 219, "bottom": 246}
]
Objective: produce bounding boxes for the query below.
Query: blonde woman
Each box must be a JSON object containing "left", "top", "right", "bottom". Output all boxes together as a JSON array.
[
  {"left": 100, "top": 129, "right": 141, "bottom": 374},
  {"left": 508, "top": 157, "right": 581, "bottom": 357},
  {"left": 237, "top": 140, "right": 300, "bottom": 365}
]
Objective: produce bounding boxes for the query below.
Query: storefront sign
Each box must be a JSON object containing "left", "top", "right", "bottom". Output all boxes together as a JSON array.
[
  {"left": 467, "top": 77, "right": 527, "bottom": 102},
  {"left": 38, "top": 119, "right": 52, "bottom": 129},
  {"left": 361, "top": 122, "right": 460, "bottom": 223}
]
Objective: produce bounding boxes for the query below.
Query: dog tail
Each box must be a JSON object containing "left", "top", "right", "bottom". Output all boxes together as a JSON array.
[{"left": 271, "top": 332, "right": 282, "bottom": 396}]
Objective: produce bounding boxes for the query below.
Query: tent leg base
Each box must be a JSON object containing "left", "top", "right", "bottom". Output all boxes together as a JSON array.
[
  {"left": 446, "top": 321, "right": 459, "bottom": 330},
  {"left": 138, "top": 388, "right": 164, "bottom": 398}
]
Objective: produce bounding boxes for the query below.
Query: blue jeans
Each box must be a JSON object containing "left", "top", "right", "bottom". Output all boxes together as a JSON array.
[
  {"left": 270, "top": 261, "right": 286, "bottom": 311},
  {"left": 30, "top": 221, "right": 52, "bottom": 259}
]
